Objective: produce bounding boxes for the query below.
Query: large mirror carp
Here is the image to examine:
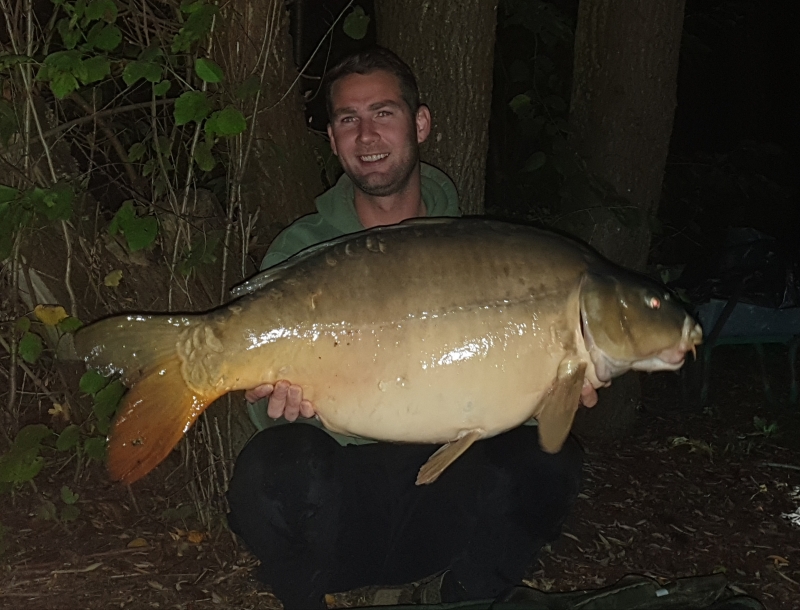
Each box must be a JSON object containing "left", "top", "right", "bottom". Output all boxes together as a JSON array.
[{"left": 75, "top": 219, "right": 702, "bottom": 485}]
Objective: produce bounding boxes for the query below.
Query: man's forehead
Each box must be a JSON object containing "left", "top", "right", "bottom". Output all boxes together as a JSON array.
[{"left": 330, "top": 70, "right": 406, "bottom": 111}]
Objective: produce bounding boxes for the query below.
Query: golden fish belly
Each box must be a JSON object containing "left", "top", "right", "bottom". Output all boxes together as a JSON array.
[{"left": 228, "top": 300, "right": 579, "bottom": 443}]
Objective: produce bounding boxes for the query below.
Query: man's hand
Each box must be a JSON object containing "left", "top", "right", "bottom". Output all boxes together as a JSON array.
[{"left": 245, "top": 380, "right": 316, "bottom": 422}]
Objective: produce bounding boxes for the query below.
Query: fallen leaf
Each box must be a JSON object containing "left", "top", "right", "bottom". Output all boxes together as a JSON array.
[
  {"left": 104, "top": 269, "right": 123, "bottom": 287},
  {"left": 34, "top": 304, "right": 68, "bottom": 326},
  {"left": 187, "top": 530, "right": 206, "bottom": 544},
  {"left": 768, "top": 555, "right": 790, "bottom": 566},
  {"left": 127, "top": 537, "right": 149, "bottom": 548}
]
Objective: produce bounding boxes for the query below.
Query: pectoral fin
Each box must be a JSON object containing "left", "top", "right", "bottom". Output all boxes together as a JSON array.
[
  {"left": 536, "top": 359, "right": 587, "bottom": 453},
  {"left": 416, "top": 430, "right": 483, "bottom": 485}
]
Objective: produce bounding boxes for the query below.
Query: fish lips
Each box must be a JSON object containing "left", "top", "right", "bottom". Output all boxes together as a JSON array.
[{"left": 581, "top": 304, "right": 703, "bottom": 382}]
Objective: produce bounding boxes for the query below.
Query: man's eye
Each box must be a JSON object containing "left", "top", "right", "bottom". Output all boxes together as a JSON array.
[{"left": 376, "top": 110, "right": 392, "bottom": 117}]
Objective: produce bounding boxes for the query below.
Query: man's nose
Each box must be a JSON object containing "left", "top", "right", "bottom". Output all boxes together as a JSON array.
[{"left": 357, "top": 119, "right": 378, "bottom": 144}]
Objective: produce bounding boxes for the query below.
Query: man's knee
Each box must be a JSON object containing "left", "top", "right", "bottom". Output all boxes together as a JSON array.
[{"left": 227, "top": 425, "right": 340, "bottom": 537}]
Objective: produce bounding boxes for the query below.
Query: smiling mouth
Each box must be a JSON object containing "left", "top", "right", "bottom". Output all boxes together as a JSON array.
[{"left": 359, "top": 153, "right": 389, "bottom": 162}]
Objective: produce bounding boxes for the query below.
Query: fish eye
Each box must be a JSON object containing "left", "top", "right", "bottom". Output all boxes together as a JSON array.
[{"left": 645, "top": 295, "right": 661, "bottom": 309}]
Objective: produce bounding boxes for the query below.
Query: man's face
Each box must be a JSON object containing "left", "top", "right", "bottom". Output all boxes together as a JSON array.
[{"left": 327, "top": 70, "right": 430, "bottom": 197}]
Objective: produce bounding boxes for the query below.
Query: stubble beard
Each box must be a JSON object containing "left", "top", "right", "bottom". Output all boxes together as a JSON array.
[{"left": 351, "top": 144, "right": 420, "bottom": 197}]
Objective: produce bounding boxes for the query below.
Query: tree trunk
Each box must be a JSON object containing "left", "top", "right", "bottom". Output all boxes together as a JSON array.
[
  {"left": 375, "top": 0, "right": 499, "bottom": 214},
  {"left": 217, "top": 0, "right": 324, "bottom": 263},
  {"left": 205, "top": 0, "right": 324, "bottom": 464},
  {"left": 562, "top": 0, "right": 686, "bottom": 440}
]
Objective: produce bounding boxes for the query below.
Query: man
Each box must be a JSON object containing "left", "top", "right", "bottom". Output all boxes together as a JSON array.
[{"left": 226, "top": 47, "right": 583, "bottom": 609}]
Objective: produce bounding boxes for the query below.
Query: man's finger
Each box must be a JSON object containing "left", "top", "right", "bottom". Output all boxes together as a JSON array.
[
  {"left": 245, "top": 383, "right": 274, "bottom": 403},
  {"left": 299, "top": 400, "right": 315, "bottom": 418},
  {"left": 283, "top": 384, "right": 303, "bottom": 422},
  {"left": 267, "top": 380, "right": 290, "bottom": 418}
]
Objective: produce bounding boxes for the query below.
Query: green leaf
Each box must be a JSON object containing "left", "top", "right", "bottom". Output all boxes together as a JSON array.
[
  {"left": 95, "top": 416, "right": 110, "bottom": 436},
  {"left": 174, "top": 91, "right": 211, "bottom": 125},
  {"left": 521, "top": 151, "right": 547, "bottom": 172},
  {"left": 61, "top": 485, "right": 79, "bottom": 505},
  {"left": 18, "top": 332, "right": 43, "bottom": 364},
  {"left": 0, "top": 185, "right": 18, "bottom": 203},
  {"left": 0, "top": 448, "right": 44, "bottom": 484},
  {"left": 195, "top": 58, "right": 223, "bottom": 83},
  {"left": 60, "top": 504, "right": 80, "bottom": 522},
  {"left": 36, "top": 500, "right": 57, "bottom": 521},
  {"left": 57, "top": 19, "right": 82, "bottom": 50},
  {"left": 123, "top": 60, "right": 162, "bottom": 86},
  {"left": 13, "top": 424, "right": 52, "bottom": 451},
  {"left": 153, "top": 79, "right": 171, "bottom": 96},
  {"left": 108, "top": 200, "right": 134, "bottom": 236},
  {"left": 57, "top": 316, "right": 83, "bottom": 333},
  {"left": 171, "top": 4, "right": 218, "bottom": 53},
  {"left": 85, "top": 0, "right": 117, "bottom": 22},
  {"left": 56, "top": 425, "right": 81, "bottom": 451},
  {"left": 205, "top": 106, "right": 246, "bottom": 137},
  {"left": 93, "top": 379, "right": 125, "bottom": 420},
  {"left": 44, "top": 50, "right": 83, "bottom": 72},
  {"left": 192, "top": 139, "right": 216, "bottom": 172},
  {"left": 235, "top": 75, "right": 260, "bottom": 101},
  {"left": 81, "top": 55, "right": 110, "bottom": 83},
  {"left": 31, "top": 183, "right": 74, "bottom": 221},
  {"left": 509, "top": 93, "right": 532, "bottom": 116},
  {"left": 109, "top": 201, "right": 158, "bottom": 251},
  {"left": 86, "top": 23, "right": 121, "bottom": 51},
  {"left": 50, "top": 71, "right": 79, "bottom": 99},
  {"left": 83, "top": 436, "right": 106, "bottom": 461},
  {"left": 15, "top": 317, "right": 31, "bottom": 333},
  {"left": 180, "top": 0, "right": 206, "bottom": 13},
  {"left": 125, "top": 215, "right": 157, "bottom": 251},
  {"left": 179, "top": 232, "right": 220, "bottom": 276},
  {"left": 128, "top": 142, "right": 147, "bottom": 162},
  {"left": 343, "top": 5, "right": 370, "bottom": 40},
  {"left": 80, "top": 369, "right": 109, "bottom": 395},
  {"left": 0, "top": 54, "right": 34, "bottom": 71}
]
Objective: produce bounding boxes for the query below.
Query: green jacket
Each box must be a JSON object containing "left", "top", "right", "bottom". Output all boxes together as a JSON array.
[{"left": 248, "top": 163, "right": 460, "bottom": 444}]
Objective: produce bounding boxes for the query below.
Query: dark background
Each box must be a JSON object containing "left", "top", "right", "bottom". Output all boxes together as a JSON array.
[{"left": 287, "top": 0, "right": 800, "bottom": 269}]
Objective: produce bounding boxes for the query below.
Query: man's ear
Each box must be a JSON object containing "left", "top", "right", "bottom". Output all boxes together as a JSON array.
[
  {"left": 415, "top": 105, "right": 431, "bottom": 144},
  {"left": 327, "top": 124, "right": 339, "bottom": 156}
]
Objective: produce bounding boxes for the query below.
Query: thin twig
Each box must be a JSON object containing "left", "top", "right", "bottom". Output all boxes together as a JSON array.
[
  {"left": 4, "top": 99, "right": 176, "bottom": 155},
  {"left": 0, "top": 334, "right": 60, "bottom": 404}
]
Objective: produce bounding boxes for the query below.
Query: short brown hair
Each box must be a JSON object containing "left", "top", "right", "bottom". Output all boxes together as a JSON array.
[{"left": 324, "top": 46, "right": 421, "bottom": 119}]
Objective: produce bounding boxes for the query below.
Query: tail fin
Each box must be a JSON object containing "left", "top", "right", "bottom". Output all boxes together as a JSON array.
[
  {"left": 75, "top": 314, "right": 219, "bottom": 483},
  {"left": 107, "top": 356, "right": 222, "bottom": 484},
  {"left": 74, "top": 315, "right": 192, "bottom": 385}
]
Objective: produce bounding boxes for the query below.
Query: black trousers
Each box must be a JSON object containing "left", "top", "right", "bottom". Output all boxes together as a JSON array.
[{"left": 227, "top": 423, "right": 583, "bottom": 609}]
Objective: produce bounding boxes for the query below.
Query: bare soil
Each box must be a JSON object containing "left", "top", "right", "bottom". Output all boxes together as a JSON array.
[{"left": 2, "top": 345, "right": 799, "bottom": 610}]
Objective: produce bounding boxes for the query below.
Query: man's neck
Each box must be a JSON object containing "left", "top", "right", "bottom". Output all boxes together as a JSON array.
[{"left": 354, "top": 167, "right": 426, "bottom": 229}]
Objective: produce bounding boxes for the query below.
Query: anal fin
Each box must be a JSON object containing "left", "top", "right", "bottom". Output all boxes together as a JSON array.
[
  {"left": 536, "top": 359, "right": 587, "bottom": 454},
  {"left": 107, "top": 356, "right": 219, "bottom": 484},
  {"left": 416, "top": 430, "right": 482, "bottom": 485}
]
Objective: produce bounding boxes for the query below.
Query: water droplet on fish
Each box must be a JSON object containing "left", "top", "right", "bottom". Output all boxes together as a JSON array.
[
  {"left": 378, "top": 380, "right": 389, "bottom": 392},
  {"left": 396, "top": 376, "right": 407, "bottom": 388}
]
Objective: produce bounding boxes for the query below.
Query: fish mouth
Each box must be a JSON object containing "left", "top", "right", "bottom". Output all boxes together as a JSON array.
[{"left": 583, "top": 314, "right": 703, "bottom": 382}]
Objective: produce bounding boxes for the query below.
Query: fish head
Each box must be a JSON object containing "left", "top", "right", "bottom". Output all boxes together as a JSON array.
[{"left": 579, "top": 270, "right": 702, "bottom": 382}]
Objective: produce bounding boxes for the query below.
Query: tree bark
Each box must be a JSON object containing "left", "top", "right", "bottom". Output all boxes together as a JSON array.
[
  {"left": 217, "top": 0, "right": 324, "bottom": 262},
  {"left": 375, "top": 0, "right": 499, "bottom": 214},
  {"left": 559, "top": 0, "right": 686, "bottom": 270},
  {"left": 562, "top": 0, "right": 686, "bottom": 440}
]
